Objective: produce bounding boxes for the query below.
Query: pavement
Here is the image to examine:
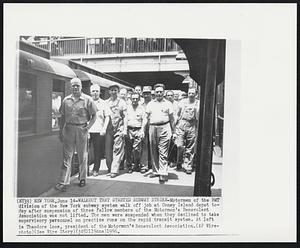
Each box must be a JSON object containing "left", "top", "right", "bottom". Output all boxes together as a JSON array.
[{"left": 40, "top": 154, "right": 222, "bottom": 197}]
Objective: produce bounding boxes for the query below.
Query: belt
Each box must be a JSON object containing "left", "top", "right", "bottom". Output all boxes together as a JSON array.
[
  {"left": 181, "top": 119, "right": 196, "bottom": 123},
  {"left": 128, "top": 126, "right": 141, "bottom": 130},
  {"left": 150, "top": 121, "right": 169, "bottom": 126},
  {"left": 66, "top": 123, "right": 87, "bottom": 126}
]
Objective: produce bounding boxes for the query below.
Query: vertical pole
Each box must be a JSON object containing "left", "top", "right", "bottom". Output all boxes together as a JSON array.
[
  {"left": 84, "top": 37, "right": 87, "bottom": 55},
  {"left": 123, "top": 38, "right": 126, "bottom": 53},
  {"left": 49, "top": 37, "right": 52, "bottom": 55},
  {"left": 164, "top": 38, "right": 167, "bottom": 52},
  {"left": 194, "top": 40, "right": 220, "bottom": 196}
]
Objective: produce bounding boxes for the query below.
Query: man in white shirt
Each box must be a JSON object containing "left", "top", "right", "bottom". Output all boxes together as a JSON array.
[
  {"left": 145, "top": 84, "right": 176, "bottom": 183},
  {"left": 125, "top": 93, "right": 146, "bottom": 173},
  {"left": 89, "top": 84, "right": 110, "bottom": 177}
]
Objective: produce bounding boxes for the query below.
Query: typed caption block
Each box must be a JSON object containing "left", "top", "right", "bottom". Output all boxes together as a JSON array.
[{"left": 17, "top": 197, "right": 222, "bottom": 235}]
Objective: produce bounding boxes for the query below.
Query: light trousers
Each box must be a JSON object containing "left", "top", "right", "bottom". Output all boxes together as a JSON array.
[
  {"left": 60, "top": 124, "right": 88, "bottom": 185},
  {"left": 149, "top": 123, "right": 171, "bottom": 176}
]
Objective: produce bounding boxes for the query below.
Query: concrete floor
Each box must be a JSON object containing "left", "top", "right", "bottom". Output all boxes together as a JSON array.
[{"left": 41, "top": 155, "right": 222, "bottom": 197}]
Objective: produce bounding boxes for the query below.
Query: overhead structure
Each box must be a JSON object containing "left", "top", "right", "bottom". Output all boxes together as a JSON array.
[
  {"left": 174, "top": 39, "right": 226, "bottom": 196},
  {"left": 73, "top": 69, "right": 132, "bottom": 90}
]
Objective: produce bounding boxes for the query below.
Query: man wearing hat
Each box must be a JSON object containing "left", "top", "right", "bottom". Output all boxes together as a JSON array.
[
  {"left": 140, "top": 86, "right": 152, "bottom": 173},
  {"left": 145, "top": 83, "right": 176, "bottom": 183},
  {"left": 55, "top": 77, "right": 97, "bottom": 191},
  {"left": 105, "top": 84, "right": 128, "bottom": 178}
]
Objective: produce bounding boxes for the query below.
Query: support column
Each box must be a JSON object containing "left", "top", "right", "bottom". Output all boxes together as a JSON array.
[{"left": 194, "top": 40, "right": 220, "bottom": 196}]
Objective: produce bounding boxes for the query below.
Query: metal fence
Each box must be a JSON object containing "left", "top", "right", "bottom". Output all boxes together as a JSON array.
[{"left": 29, "top": 37, "right": 180, "bottom": 56}]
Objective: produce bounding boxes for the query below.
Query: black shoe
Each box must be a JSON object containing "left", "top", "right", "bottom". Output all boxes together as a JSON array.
[
  {"left": 55, "top": 183, "right": 66, "bottom": 192},
  {"left": 79, "top": 179, "right": 86, "bottom": 187},
  {"left": 128, "top": 168, "right": 133, "bottom": 174},
  {"left": 159, "top": 175, "right": 167, "bottom": 183},
  {"left": 176, "top": 164, "right": 182, "bottom": 171}
]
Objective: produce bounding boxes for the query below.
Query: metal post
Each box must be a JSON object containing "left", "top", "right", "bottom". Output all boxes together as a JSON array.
[
  {"left": 194, "top": 40, "right": 220, "bottom": 196},
  {"left": 84, "top": 37, "right": 87, "bottom": 55},
  {"left": 123, "top": 38, "right": 126, "bottom": 53},
  {"left": 164, "top": 38, "right": 167, "bottom": 52},
  {"left": 49, "top": 37, "right": 52, "bottom": 55}
]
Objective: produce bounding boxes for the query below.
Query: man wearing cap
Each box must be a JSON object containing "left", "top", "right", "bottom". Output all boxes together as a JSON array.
[
  {"left": 125, "top": 93, "right": 146, "bottom": 173},
  {"left": 105, "top": 84, "right": 128, "bottom": 178},
  {"left": 174, "top": 87, "right": 199, "bottom": 174},
  {"left": 89, "top": 84, "right": 110, "bottom": 177},
  {"left": 145, "top": 84, "right": 176, "bottom": 183},
  {"left": 140, "top": 86, "right": 152, "bottom": 173},
  {"left": 55, "top": 78, "right": 97, "bottom": 191}
]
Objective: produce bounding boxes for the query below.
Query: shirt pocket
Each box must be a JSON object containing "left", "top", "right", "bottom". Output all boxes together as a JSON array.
[
  {"left": 135, "top": 113, "right": 142, "bottom": 121},
  {"left": 77, "top": 106, "right": 88, "bottom": 118},
  {"left": 161, "top": 107, "right": 169, "bottom": 114}
]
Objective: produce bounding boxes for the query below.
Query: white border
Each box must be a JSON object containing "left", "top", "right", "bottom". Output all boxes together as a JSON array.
[{"left": 3, "top": 3, "right": 297, "bottom": 242}]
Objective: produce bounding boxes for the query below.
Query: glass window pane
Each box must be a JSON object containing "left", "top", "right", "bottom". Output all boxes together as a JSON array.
[
  {"left": 18, "top": 72, "right": 36, "bottom": 136},
  {"left": 52, "top": 79, "right": 65, "bottom": 131}
]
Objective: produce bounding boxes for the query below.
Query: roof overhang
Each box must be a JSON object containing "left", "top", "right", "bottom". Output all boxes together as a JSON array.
[
  {"left": 73, "top": 69, "right": 132, "bottom": 90},
  {"left": 18, "top": 50, "right": 76, "bottom": 78}
]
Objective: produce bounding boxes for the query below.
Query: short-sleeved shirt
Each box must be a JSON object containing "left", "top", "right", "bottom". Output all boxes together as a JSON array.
[
  {"left": 127, "top": 104, "right": 146, "bottom": 128},
  {"left": 60, "top": 93, "right": 97, "bottom": 124},
  {"left": 106, "top": 97, "right": 127, "bottom": 129},
  {"left": 178, "top": 99, "right": 199, "bottom": 122},
  {"left": 89, "top": 98, "right": 109, "bottom": 133},
  {"left": 146, "top": 98, "right": 174, "bottom": 124},
  {"left": 171, "top": 101, "right": 179, "bottom": 117}
]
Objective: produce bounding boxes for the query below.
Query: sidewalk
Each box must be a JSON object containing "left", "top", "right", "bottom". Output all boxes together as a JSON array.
[{"left": 41, "top": 155, "right": 222, "bottom": 197}]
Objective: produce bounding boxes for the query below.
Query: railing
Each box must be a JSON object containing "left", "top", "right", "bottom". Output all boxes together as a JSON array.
[{"left": 29, "top": 37, "right": 181, "bottom": 56}]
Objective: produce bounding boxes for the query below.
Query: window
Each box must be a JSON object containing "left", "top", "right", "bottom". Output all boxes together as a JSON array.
[
  {"left": 52, "top": 79, "right": 65, "bottom": 131},
  {"left": 18, "top": 72, "right": 36, "bottom": 136}
]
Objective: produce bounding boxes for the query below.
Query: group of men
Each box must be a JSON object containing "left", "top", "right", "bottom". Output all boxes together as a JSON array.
[{"left": 55, "top": 77, "right": 199, "bottom": 192}]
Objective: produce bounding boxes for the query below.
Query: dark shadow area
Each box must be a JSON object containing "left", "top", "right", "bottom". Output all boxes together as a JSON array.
[
  {"left": 42, "top": 179, "right": 195, "bottom": 197},
  {"left": 167, "top": 172, "right": 179, "bottom": 180}
]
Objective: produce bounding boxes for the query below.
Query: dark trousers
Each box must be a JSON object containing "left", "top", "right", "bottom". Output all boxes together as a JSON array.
[
  {"left": 125, "top": 128, "right": 143, "bottom": 170},
  {"left": 89, "top": 133, "right": 105, "bottom": 172}
]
